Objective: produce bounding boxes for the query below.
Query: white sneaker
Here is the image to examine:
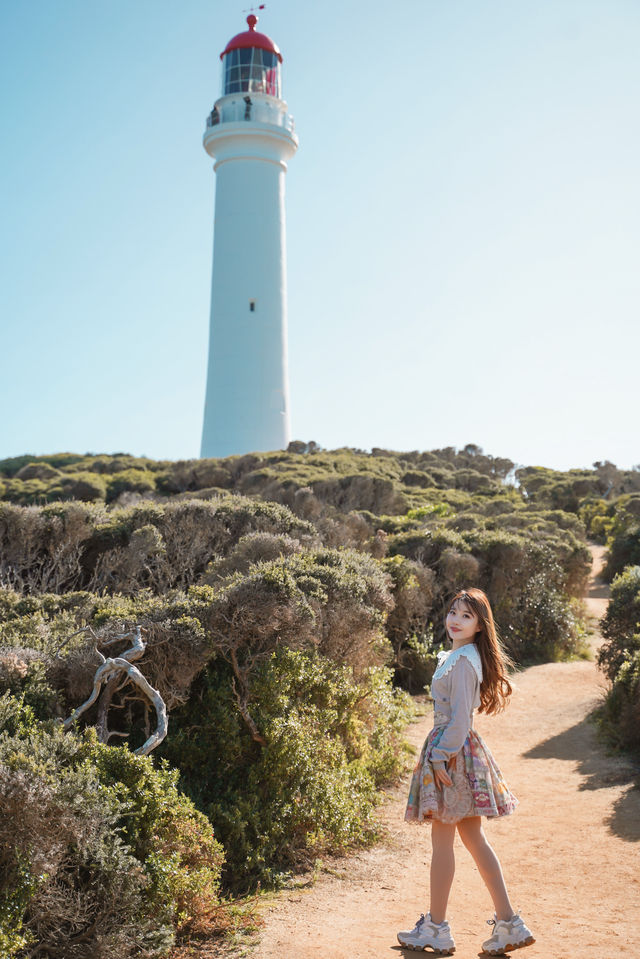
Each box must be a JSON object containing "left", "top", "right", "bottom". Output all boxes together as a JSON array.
[
  {"left": 482, "top": 911, "right": 535, "bottom": 955},
  {"left": 397, "top": 912, "right": 456, "bottom": 954}
]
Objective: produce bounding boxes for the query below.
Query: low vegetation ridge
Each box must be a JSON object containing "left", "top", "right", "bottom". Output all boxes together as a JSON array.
[{"left": 0, "top": 444, "right": 638, "bottom": 958}]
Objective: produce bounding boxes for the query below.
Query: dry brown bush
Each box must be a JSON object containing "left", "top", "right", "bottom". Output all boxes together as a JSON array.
[
  {"left": 232, "top": 472, "right": 407, "bottom": 517},
  {"left": 310, "top": 475, "right": 407, "bottom": 514},
  {"left": 272, "top": 486, "right": 374, "bottom": 551},
  {"left": 440, "top": 549, "right": 482, "bottom": 591},
  {"left": 385, "top": 560, "right": 436, "bottom": 648},
  {"left": 15, "top": 462, "right": 62, "bottom": 481},
  {"left": 200, "top": 532, "right": 305, "bottom": 584},
  {"left": 0, "top": 495, "right": 319, "bottom": 597},
  {"left": 0, "top": 766, "right": 86, "bottom": 879},
  {"left": 367, "top": 528, "right": 389, "bottom": 559},
  {"left": 290, "top": 486, "right": 325, "bottom": 521},
  {"left": 89, "top": 524, "right": 166, "bottom": 594},
  {"left": 0, "top": 502, "right": 100, "bottom": 594},
  {"left": 161, "top": 460, "right": 233, "bottom": 494},
  {"left": 315, "top": 511, "right": 372, "bottom": 550},
  {"left": 382, "top": 558, "right": 439, "bottom": 691},
  {"left": 0, "top": 649, "right": 32, "bottom": 684},
  {"left": 85, "top": 497, "right": 318, "bottom": 595},
  {"left": 130, "top": 622, "right": 209, "bottom": 711},
  {"left": 46, "top": 643, "right": 102, "bottom": 707},
  {"left": 0, "top": 757, "right": 153, "bottom": 959},
  {"left": 47, "top": 621, "right": 209, "bottom": 735}
]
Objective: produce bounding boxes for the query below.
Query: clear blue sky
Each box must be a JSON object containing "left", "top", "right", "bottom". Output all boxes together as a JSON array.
[{"left": 1, "top": 0, "right": 638, "bottom": 471}]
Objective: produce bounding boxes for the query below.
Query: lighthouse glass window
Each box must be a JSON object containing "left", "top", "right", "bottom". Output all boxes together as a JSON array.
[{"left": 223, "top": 48, "right": 281, "bottom": 98}]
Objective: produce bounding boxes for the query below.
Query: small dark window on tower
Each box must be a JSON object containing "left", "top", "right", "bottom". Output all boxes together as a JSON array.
[{"left": 249, "top": 300, "right": 256, "bottom": 312}]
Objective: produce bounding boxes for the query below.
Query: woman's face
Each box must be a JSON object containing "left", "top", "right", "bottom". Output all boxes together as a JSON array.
[{"left": 446, "top": 599, "right": 480, "bottom": 643}]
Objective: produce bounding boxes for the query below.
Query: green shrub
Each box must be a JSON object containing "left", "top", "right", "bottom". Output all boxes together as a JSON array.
[
  {"left": 0, "top": 657, "right": 62, "bottom": 719},
  {"left": 0, "top": 701, "right": 226, "bottom": 957},
  {"left": 603, "top": 525, "right": 640, "bottom": 582},
  {"left": 0, "top": 712, "right": 170, "bottom": 957},
  {"left": 578, "top": 498, "right": 612, "bottom": 543},
  {"left": 0, "top": 478, "right": 51, "bottom": 505},
  {"left": 593, "top": 647, "right": 640, "bottom": 756},
  {"left": 160, "top": 648, "right": 412, "bottom": 890},
  {"left": 105, "top": 468, "right": 158, "bottom": 503},
  {"left": 383, "top": 520, "right": 589, "bottom": 667},
  {"left": 157, "top": 459, "right": 233, "bottom": 494},
  {"left": 598, "top": 566, "right": 640, "bottom": 681},
  {"left": 505, "top": 572, "right": 586, "bottom": 663},
  {"left": 0, "top": 545, "right": 404, "bottom": 896},
  {"left": 382, "top": 555, "right": 439, "bottom": 692},
  {"left": 401, "top": 469, "right": 436, "bottom": 487},
  {"left": 452, "top": 468, "right": 496, "bottom": 493},
  {"left": 64, "top": 454, "right": 167, "bottom": 476},
  {"left": 1, "top": 470, "right": 109, "bottom": 507},
  {"left": 91, "top": 746, "right": 225, "bottom": 934},
  {"left": 192, "top": 547, "right": 394, "bottom": 676},
  {"left": 51, "top": 472, "right": 109, "bottom": 502},
  {"left": 388, "top": 526, "right": 470, "bottom": 566},
  {"left": 593, "top": 566, "right": 640, "bottom": 757},
  {"left": 467, "top": 537, "right": 587, "bottom": 663},
  {"left": 515, "top": 466, "right": 606, "bottom": 511},
  {"left": 0, "top": 455, "right": 40, "bottom": 478}
]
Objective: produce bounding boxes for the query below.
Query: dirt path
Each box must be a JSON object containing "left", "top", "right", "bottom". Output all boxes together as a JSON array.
[{"left": 254, "top": 545, "right": 640, "bottom": 958}]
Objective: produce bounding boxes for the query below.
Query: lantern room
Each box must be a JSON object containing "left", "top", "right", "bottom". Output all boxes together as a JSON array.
[{"left": 220, "top": 14, "right": 283, "bottom": 99}]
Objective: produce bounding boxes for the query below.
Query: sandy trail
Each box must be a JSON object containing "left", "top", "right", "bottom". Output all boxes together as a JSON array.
[{"left": 254, "top": 544, "right": 640, "bottom": 958}]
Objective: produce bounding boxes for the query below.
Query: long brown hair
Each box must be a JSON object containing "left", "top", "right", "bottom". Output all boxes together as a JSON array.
[{"left": 447, "top": 587, "right": 514, "bottom": 715}]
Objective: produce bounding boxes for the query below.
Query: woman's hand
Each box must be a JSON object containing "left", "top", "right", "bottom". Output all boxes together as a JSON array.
[
  {"left": 433, "top": 766, "right": 452, "bottom": 788},
  {"left": 433, "top": 752, "right": 457, "bottom": 789}
]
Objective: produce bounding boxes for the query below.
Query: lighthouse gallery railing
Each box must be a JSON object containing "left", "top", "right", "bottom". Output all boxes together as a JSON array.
[{"left": 207, "top": 99, "right": 295, "bottom": 133}]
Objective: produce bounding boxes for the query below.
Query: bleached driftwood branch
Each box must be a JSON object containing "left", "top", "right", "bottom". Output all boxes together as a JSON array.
[{"left": 62, "top": 625, "right": 168, "bottom": 755}]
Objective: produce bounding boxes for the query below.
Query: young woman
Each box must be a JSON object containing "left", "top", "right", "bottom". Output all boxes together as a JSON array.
[{"left": 399, "top": 588, "right": 535, "bottom": 955}]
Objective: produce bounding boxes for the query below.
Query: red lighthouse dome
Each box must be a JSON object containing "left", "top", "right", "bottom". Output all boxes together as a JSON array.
[
  {"left": 220, "top": 14, "right": 282, "bottom": 63},
  {"left": 220, "top": 15, "right": 283, "bottom": 98}
]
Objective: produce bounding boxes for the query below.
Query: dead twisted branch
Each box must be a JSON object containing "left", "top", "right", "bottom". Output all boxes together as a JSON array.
[{"left": 62, "top": 625, "right": 168, "bottom": 755}]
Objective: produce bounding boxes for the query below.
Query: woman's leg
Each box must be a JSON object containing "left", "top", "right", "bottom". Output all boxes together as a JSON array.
[
  {"left": 456, "top": 816, "right": 515, "bottom": 920},
  {"left": 429, "top": 821, "right": 457, "bottom": 923}
]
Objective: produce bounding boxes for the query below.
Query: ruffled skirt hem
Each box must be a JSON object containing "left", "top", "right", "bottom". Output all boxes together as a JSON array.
[{"left": 404, "top": 725, "right": 518, "bottom": 825}]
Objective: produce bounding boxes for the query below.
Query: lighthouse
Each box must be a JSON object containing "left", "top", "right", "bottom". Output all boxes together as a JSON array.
[{"left": 200, "top": 14, "right": 298, "bottom": 458}]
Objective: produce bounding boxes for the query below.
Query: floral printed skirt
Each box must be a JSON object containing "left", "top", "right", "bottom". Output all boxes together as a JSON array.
[{"left": 405, "top": 725, "right": 519, "bottom": 825}]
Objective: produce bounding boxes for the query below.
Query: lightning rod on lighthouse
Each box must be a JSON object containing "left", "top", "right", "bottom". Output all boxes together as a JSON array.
[{"left": 200, "top": 14, "right": 298, "bottom": 458}]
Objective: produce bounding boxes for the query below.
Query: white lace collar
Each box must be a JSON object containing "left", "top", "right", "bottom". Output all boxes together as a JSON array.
[{"left": 432, "top": 643, "right": 483, "bottom": 683}]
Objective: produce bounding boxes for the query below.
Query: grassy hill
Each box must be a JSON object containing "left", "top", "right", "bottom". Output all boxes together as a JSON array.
[{"left": 1, "top": 443, "right": 638, "bottom": 957}]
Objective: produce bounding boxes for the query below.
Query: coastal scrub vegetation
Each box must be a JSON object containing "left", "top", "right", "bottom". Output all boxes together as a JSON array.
[
  {"left": 1, "top": 442, "right": 637, "bottom": 954},
  {"left": 593, "top": 565, "right": 640, "bottom": 756}
]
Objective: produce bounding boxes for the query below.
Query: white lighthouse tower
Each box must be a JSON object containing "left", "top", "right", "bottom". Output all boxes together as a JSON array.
[{"left": 200, "top": 14, "right": 298, "bottom": 458}]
